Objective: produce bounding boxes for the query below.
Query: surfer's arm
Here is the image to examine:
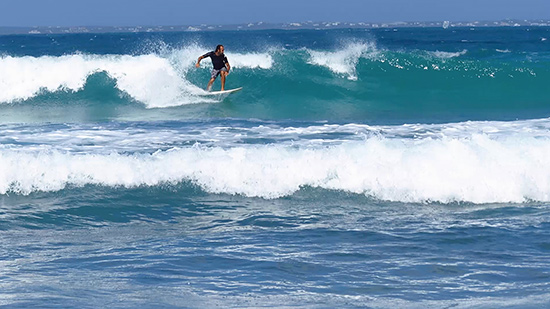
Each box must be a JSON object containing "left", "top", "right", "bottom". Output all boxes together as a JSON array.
[
  {"left": 195, "top": 55, "right": 204, "bottom": 68},
  {"left": 195, "top": 52, "right": 214, "bottom": 68},
  {"left": 196, "top": 52, "right": 212, "bottom": 68},
  {"left": 224, "top": 57, "right": 230, "bottom": 71}
]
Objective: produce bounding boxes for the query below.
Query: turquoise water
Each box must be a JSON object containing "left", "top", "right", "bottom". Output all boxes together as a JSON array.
[{"left": 1, "top": 27, "right": 550, "bottom": 307}]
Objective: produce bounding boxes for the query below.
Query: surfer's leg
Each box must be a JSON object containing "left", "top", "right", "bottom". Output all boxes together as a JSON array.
[
  {"left": 220, "top": 71, "right": 227, "bottom": 91},
  {"left": 207, "top": 78, "right": 215, "bottom": 91},
  {"left": 207, "top": 69, "right": 220, "bottom": 91}
]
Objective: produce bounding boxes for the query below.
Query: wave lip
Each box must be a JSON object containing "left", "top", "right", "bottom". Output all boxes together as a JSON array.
[
  {"left": 227, "top": 52, "right": 273, "bottom": 69},
  {"left": 306, "top": 42, "right": 378, "bottom": 80}
]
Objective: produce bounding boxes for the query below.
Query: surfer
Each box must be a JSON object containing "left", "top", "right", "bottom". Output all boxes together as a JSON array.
[{"left": 196, "top": 45, "right": 231, "bottom": 91}]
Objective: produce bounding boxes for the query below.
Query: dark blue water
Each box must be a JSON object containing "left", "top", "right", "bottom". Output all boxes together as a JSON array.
[
  {"left": 3, "top": 187, "right": 549, "bottom": 307},
  {"left": 1, "top": 27, "right": 550, "bottom": 307}
]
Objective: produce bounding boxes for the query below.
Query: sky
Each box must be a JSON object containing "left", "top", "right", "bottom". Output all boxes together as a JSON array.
[{"left": 1, "top": 0, "right": 549, "bottom": 27}]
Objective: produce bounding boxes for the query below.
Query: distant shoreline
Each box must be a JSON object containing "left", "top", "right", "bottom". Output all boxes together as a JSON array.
[{"left": 1, "top": 19, "right": 549, "bottom": 35}]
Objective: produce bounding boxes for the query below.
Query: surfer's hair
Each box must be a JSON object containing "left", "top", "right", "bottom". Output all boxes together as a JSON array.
[{"left": 215, "top": 45, "right": 224, "bottom": 52}]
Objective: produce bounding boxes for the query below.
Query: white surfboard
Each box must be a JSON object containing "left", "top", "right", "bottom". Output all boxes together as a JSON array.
[{"left": 202, "top": 87, "right": 243, "bottom": 95}]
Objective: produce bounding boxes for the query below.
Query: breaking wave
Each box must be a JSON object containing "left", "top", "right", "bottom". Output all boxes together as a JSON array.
[
  {"left": 0, "top": 41, "right": 548, "bottom": 122},
  {"left": 3, "top": 119, "right": 550, "bottom": 204}
]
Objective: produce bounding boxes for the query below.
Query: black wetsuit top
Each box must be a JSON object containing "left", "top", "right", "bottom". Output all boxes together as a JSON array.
[{"left": 202, "top": 51, "right": 228, "bottom": 70}]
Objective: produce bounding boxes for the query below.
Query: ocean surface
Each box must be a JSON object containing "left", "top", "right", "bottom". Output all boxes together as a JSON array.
[{"left": 1, "top": 27, "right": 550, "bottom": 307}]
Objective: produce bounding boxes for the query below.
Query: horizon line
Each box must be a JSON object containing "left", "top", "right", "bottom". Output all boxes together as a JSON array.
[{"left": 1, "top": 19, "right": 549, "bottom": 35}]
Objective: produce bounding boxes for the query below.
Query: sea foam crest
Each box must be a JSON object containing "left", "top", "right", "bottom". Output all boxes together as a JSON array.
[
  {"left": 0, "top": 54, "right": 201, "bottom": 107},
  {"left": 306, "top": 42, "right": 378, "bottom": 80},
  {"left": 227, "top": 52, "right": 273, "bottom": 69},
  {"left": 0, "top": 47, "right": 273, "bottom": 107},
  {"left": 3, "top": 133, "right": 550, "bottom": 204},
  {"left": 429, "top": 49, "right": 468, "bottom": 58}
]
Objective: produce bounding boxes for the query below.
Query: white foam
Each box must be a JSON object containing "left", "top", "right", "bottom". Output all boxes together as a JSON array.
[
  {"left": 430, "top": 50, "right": 468, "bottom": 58},
  {"left": 0, "top": 46, "right": 273, "bottom": 107},
  {"left": 5, "top": 117, "right": 550, "bottom": 153},
  {"left": 306, "top": 42, "right": 378, "bottom": 80},
  {"left": 226, "top": 52, "right": 273, "bottom": 69},
  {"left": 0, "top": 53, "right": 202, "bottom": 107},
  {"left": 3, "top": 129, "right": 550, "bottom": 203}
]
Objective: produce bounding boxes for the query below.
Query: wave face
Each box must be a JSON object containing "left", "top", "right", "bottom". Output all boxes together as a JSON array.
[{"left": 1, "top": 27, "right": 549, "bottom": 123}]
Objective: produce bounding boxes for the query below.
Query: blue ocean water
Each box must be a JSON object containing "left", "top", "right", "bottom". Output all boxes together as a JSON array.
[{"left": 1, "top": 27, "right": 550, "bottom": 307}]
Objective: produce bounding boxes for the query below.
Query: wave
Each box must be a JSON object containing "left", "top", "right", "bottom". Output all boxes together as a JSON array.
[
  {"left": 0, "top": 46, "right": 273, "bottom": 108},
  {"left": 0, "top": 43, "right": 548, "bottom": 122},
  {"left": 306, "top": 42, "right": 379, "bottom": 80},
  {"left": 3, "top": 118, "right": 550, "bottom": 203},
  {"left": 0, "top": 53, "right": 201, "bottom": 107}
]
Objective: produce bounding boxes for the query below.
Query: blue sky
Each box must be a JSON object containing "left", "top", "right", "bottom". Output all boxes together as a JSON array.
[{"left": 2, "top": 0, "right": 549, "bottom": 27}]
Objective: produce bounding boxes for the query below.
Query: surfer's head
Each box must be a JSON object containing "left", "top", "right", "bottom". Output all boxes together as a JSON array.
[{"left": 215, "top": 45, "right": 224, "bottom": 55}]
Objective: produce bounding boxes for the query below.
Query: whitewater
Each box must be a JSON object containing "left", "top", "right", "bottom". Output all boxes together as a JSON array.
[
  {"left": 3, "top": 119, "right": 550, "bottom": 204},
  {"left": 0, "top": 47, "right": 273, "bottom": 107},
  {"left": 1, "top": 27, "right": 550, "bottom": 308}
]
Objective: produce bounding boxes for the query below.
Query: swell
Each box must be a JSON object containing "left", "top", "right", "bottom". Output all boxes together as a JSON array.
[{"left": 230, "top": 46, "right": 550, "bottom": 121}]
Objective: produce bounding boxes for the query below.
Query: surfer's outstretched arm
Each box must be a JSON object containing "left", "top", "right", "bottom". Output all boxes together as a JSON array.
[{"left": 195, "top": 56, "right": 204, "bottom": 68}]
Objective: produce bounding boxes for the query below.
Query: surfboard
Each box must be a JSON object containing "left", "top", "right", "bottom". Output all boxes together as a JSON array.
[{"left": 202, "top": 87, "right": 243, "bottom": 95}]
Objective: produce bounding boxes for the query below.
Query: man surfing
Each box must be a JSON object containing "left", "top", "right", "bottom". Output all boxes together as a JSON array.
[{"left": 196, "top": 45, "right": 231, "bottom": 91}]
